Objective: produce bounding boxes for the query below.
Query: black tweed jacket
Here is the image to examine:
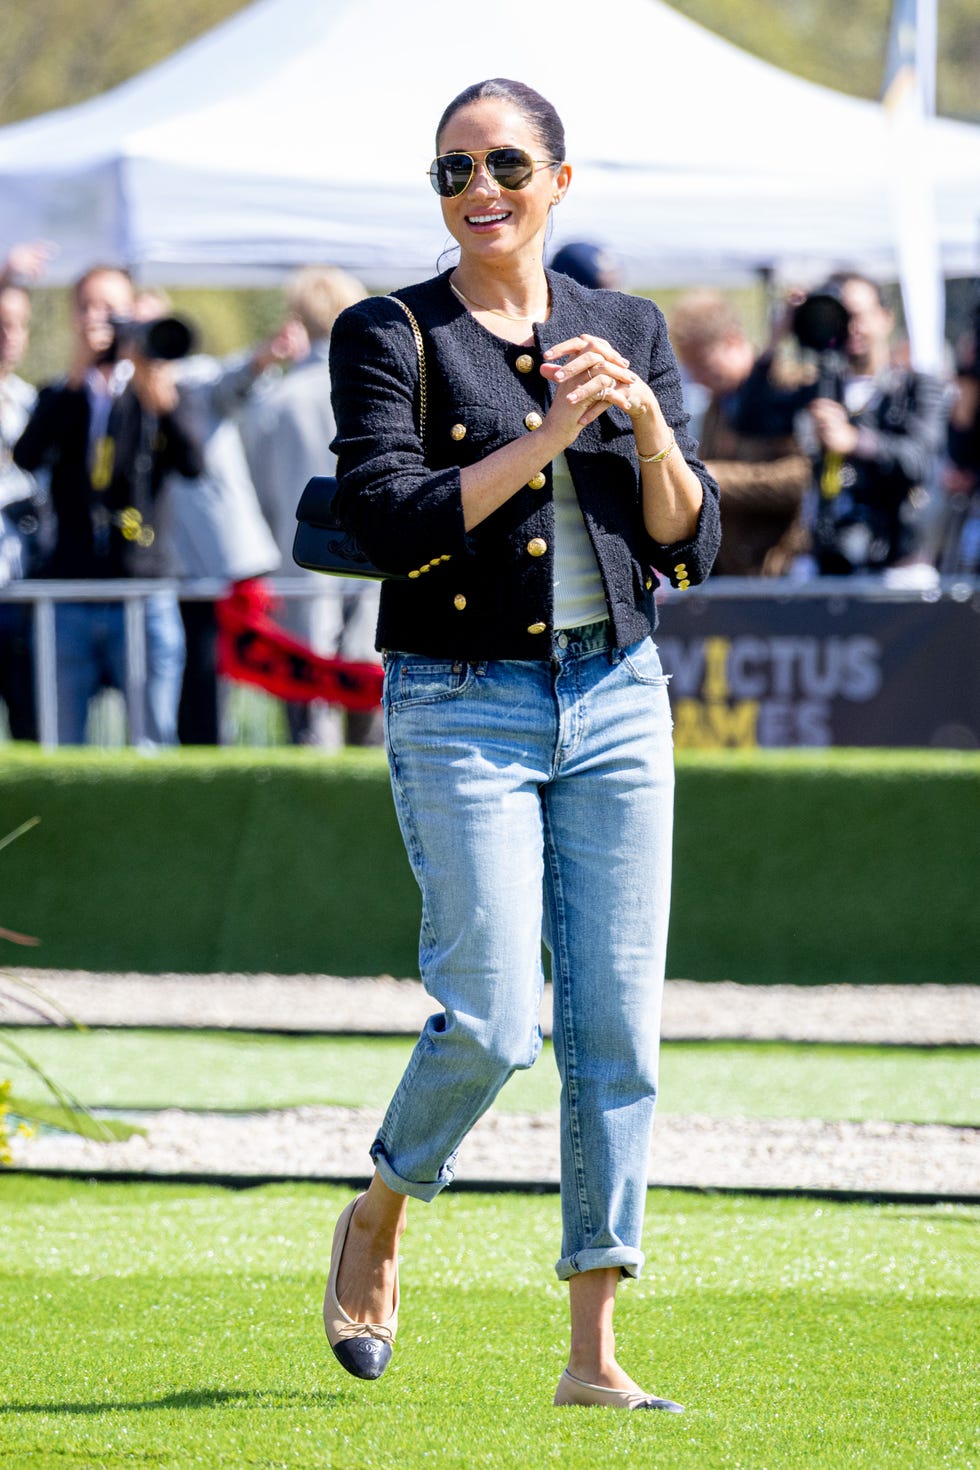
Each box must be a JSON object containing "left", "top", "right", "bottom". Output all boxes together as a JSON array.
[{"left": 329, "top": 268, "right": 720, "bottom": 659}]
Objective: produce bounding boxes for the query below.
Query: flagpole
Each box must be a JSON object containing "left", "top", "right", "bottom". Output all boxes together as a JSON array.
[{"left": 883, "top": 0, "right": 944, "bottom": 374}]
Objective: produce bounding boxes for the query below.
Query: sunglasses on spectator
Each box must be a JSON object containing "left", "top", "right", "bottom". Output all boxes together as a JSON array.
[{"left": 428, "top": 147, "right": 561, "bottom": 198}]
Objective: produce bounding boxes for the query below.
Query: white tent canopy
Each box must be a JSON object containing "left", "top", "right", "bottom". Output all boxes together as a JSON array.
[{"left": 0, "top": 0, "right": 977, "bottom": 289}]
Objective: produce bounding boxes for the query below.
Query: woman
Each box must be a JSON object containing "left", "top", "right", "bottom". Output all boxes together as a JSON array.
[{"left": 323, "top": 78, "right": 720, "bottom": 1411}]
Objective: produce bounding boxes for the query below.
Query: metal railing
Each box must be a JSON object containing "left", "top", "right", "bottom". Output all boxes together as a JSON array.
[
  {"left": 0, "top": 576, "right": 331, "bottom": 749},
  {"left": 1, "top": 573, "right": 977, "bottom": 749}
]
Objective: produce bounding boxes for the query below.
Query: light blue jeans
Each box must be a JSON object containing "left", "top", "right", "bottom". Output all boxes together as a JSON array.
[
  {"left": 375, "top": 621, "right": 675, "bottom": 1280},
  {"left": 54, "top": 592, "right": 185, "bottom": 746}
]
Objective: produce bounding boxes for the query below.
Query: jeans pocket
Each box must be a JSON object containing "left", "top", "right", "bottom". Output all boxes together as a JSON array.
[
  {"left": 385, "top": 654, "right": 475, "bottom": 709},
  {"left": 619, "top": 638, "right": 670, "bottom": 687}
]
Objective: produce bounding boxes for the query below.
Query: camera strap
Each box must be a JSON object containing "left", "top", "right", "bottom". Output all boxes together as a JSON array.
[{"left": 820, "top": 452, "right": 843, "bottom": 500}]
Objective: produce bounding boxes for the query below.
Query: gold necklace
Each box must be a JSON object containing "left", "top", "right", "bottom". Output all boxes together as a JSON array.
[{"left": 449, "top": 276, "right": 548, "bottom": 322}]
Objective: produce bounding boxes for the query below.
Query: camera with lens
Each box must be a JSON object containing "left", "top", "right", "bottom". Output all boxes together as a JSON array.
[
  {"left": 100, "top": 314, "right": 197, "bottom": 364},
  {"left": 791, "top": 283, "right": 851, "bottom": 355}
]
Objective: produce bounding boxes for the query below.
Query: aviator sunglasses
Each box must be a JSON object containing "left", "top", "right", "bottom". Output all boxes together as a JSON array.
[{"left": 428, "top": 146, "right": 561, "bottom": 198}]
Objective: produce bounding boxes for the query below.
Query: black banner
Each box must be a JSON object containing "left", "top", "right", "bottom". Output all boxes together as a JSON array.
[{"left": 656, "top": 588, "right": 980, "bottom": 749}]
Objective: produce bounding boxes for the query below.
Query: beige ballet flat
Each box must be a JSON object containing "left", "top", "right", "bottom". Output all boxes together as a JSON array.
[
  {"left": 323, "top": 1194, "right": 399, "bottom": 1380},
  {"left": 554, "top": 1367, "right": 684, "bottom": 1412}
]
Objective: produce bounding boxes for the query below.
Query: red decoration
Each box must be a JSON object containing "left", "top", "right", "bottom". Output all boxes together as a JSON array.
[{"left": 216, "top": 579, "right": 383, "bottom": 711}]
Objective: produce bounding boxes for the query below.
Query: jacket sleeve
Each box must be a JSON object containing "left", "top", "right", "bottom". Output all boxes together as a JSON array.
[
  {"left": 852, "top": 371, "right": 946, "bottom": 492},
  {"left": 205, "top": 351, "right": 262, "bottom": 419},
  {"left": 328, "top": 298, "right": 469, "bottom": 574},
  {"left": 157, "top": 404, "right": 204, "bottom": 480},
  {"left": 640, "top": 302, "right": 721, "bottom": 585},
  {"left": 12, "top": 384, "right": 78, "bottom": 472}
]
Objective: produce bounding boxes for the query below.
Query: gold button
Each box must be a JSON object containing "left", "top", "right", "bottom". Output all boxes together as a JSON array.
[
  {"left": 527, "top": 538, "right": 548, "bottom": 557},
  {"left": 453, "top": 594, "right": 467, "bottom": 611},
  {"left": 527, "top": 622, "right": 547, "bottom": 635},
  {"left": 645, "top": 577, "right": 653, "bottom": 590},
  {"left": 408, "top": 569, "right": 421, "bottom": 579},
  {"left": 515, "top": 353, "right": 534, "bottom": 373},
  {"left": 674, "top": 563, "right": 687, "bottom": 574},
  {"left": 678, "top": 579, "right": 690, "bottom": 590},
  {"left": 450, "top": 423, "right": 466, "bottom": 441},
  {"left": 524, "top": 411, "right": 543, "bottom": 431},
  {"left": 527, "top": 472, "right": 547, "bottom": 490},
  {"left": 419, "top": 562, "right": 431, "bottom": 573}
]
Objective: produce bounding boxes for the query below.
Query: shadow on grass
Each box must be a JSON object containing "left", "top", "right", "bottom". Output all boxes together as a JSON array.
[{"left": 3, "top": 1387, "right": 346, "bottom": 1414}]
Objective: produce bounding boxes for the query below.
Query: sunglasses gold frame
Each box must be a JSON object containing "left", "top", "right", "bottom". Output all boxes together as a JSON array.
[{"left": 428, "top": 147, "right": 562, "bottom": 198}]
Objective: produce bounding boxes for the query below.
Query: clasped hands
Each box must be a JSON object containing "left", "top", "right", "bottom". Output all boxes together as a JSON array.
[
  {"left": 540, "top": 334, "right": 659, "bottom": 443},
  {"left": 537, "top": 332, "right": 701, "bottom": 542}
]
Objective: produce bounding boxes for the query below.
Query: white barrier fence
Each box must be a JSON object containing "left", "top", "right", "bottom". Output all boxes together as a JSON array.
[{"left": 0, "top": 577, "right": 333, "bottom": 749}]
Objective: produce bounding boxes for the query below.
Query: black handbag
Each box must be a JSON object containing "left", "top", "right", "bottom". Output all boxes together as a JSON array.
[
  {"left": 292, "top": 474, "right": 400, "bottom": 579},
  {"left": 292, "top": 295, "right": 426, "bottom": 581}
]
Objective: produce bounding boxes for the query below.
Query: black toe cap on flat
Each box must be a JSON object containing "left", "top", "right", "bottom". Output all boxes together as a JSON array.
[
  {"left": 637, "top": 1397, "right": 684, "bottom": 1412},
  {"left": 331, "top": 1338, "right": 393, "bottom": 1380}
]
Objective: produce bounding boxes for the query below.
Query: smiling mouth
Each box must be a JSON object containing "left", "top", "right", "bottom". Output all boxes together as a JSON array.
[{"left": 466, "top": 211, "right": 511, "bottom": 227}]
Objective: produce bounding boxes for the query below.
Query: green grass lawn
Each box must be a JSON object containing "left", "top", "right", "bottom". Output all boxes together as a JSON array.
[
  {"left": 3, "top": 1029, "right": 977, "bottom": 1125},
  {"left": 0, "top": 1177, "right": 975, "bottom": 1470}
]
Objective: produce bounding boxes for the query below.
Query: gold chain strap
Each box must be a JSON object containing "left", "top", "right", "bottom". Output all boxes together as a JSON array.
[{"left": 389, "top": 295, "right": 427, "bottom": 445}]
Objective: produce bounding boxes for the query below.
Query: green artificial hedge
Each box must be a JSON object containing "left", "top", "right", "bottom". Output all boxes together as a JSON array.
[{"left": 1, "top": 747, "right": 976, "bottom": 984}]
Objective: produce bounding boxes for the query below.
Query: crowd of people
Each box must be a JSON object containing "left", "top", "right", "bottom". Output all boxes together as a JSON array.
[
  {"left": 668, "top": 276, "right": 973, "bottom": 582},
  {"left": 0, "top": 245, "right": 378, "bottom": 746},
  {"left": 0, "top": 238, "right": 977, "bottom": 746}
]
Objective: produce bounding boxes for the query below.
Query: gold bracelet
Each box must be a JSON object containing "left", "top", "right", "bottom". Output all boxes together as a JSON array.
[{"left": 637, "top": 435, "right": 676, "bottom": 464}]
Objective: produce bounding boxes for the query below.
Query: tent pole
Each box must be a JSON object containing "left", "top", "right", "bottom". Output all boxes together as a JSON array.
[{"left": 757, "top": 265, "right": 778, "bottom": 341}]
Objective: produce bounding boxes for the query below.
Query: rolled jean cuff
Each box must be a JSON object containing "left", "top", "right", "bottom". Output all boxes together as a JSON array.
[
  {"left": 554, "top": 1246, "right": 645, "bottom": 1282},
  {"left": 370, "top": 1137, "right": 454, "bottom": 1203}
]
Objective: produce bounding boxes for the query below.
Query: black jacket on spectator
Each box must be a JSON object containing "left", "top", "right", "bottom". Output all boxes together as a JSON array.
[
  {"left": 14, "top": 380, "right": 201, "bottom": 579},
  {"left": 812, "top": 368, "right": 945, "bottom": 573},
  {"left": 330, "top": 270, "right": 720, "bottom": 659}
]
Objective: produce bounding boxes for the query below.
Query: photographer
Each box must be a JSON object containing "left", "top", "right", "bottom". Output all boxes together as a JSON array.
[
  {"left": 241, "top": 264, "right": 375, "bottom": 747},
  {"left": 781, "top": 273, "right": 946, "bottom": 576},
  {"left": 14, "top": 265, "right": 202, "bottom": 745}
]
